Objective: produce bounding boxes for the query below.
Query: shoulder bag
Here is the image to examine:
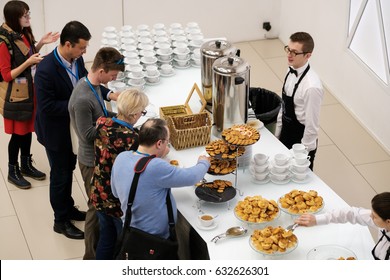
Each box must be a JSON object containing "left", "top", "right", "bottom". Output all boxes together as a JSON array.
[{"left": 114, "top": 155, "right": 179, "bottom": 260}]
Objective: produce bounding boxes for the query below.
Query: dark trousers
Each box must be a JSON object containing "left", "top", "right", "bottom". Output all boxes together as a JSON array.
[
  {"left": 45, "top": 148, "right": 77, "bottom": 223},
  {"left": 79, "top": 162, "right": 99, "bottom": 260},
  {"left": 96, "top": 211, "right": 122, "bottom": 260}
]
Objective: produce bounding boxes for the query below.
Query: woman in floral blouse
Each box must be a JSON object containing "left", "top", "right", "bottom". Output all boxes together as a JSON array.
[{"left": 91, "top": 88, "right": 149, "bottom": 259}]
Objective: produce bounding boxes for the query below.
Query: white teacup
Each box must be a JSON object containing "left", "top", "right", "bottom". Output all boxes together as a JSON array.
[
  {"left": 146, "top": 65, "right": 158, "bottom": 76},
  {"left": 270, "top": 171, "right": 289, "bottom": 181},
  {"left": 292, "top": 143, "right": 307, "bottom": 154},
  {"left": 253, "top": 153, "right": 269, "bottom": 165},
  {"left": 292, "top": 160, "right": 310, "bottom": 173},
  {"left": 175, "top": 43, "right": 188, "bottom": 53},
  {"left": 254, "top": 172, "right": 268, "bottom": 181},
  {"left": 253, "top": 163, "right": 268, "bottom": 173},
  {"left": 126, "top": 58, "right": 141, "bottom": 68},
  {"left": 274, "top": 153, "right": 289, "bottom": 166},
  {"left": 153, "top": 23, "right": 165, "bottom": 30},
  {"left": 142, "top": 51, "right": 155, "bottom": 62},
  {"left": 175, "top": 59, "right": 189, "bottom": 67},
  {"left": 130, "top": 66, "right": 143, "bottom": 78},
  {"left": 192, "top": 48, "right": 201, "bottom": 59},
  {"left": 198, "top": 214, "right": 214, "bottom": 227},
  {"left": 160, "top": 64, "right": 173, "bottom": 74},
  {"left": 295, "top": 153, "right": 311, "bottom": 165},
  {"left": 272, "top": 164, "right": 289, "bottom": 174},
  {"left": 291, "top": 170, "right": 307, "bottom": 181},
  {"left": 129, "top": 77, "right": 144, "bottom": 85}
]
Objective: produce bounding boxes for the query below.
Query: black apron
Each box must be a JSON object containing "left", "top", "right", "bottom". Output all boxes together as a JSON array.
[
  {"left": 279, "top": 65, "right": 316, "bottom": 170},
  {"left": 371, "top": 230, "right": 390, "bottom": 260}
]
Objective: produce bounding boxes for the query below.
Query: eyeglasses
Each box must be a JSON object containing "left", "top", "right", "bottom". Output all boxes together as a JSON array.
[
  {"left": 22, "top": 11, "right": 31, "bottom": 19},
  {"left": 141, "top": 110, "right": 147, "bottom": 116},
  {"left": 284, "top": 45, "right": 308, "bottom": 57}
]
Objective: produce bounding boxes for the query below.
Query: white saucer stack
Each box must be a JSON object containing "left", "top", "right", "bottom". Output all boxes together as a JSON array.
[
  {"left": 249, "top": 153, "right": 270, "bottom": 184},
  {"left": 290, "top": 143, "right": 311, "bottom": 182},
  {"left": 269, "top": 153, "right": 291, "bottom": 184}
]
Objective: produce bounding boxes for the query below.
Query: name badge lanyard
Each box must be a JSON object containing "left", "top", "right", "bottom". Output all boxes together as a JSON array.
[
  {"left": 85, "top": 77, "right": 108, "bottom": 117},
  {"left": 53, "top": 47, "right": 79, "bottom": 83},
  {"left": 112, "top": 117, "right": 134, "bottom": 131}
]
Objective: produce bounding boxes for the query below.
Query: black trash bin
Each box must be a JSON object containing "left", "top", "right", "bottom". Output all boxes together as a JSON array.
[{"left": 249, "top": 87, "right": 282, "bottom": 134}]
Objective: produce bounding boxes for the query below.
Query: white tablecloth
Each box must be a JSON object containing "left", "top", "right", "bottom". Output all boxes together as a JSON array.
[{"left": 113, "top": 66, "right": 375, "bottom": 260}]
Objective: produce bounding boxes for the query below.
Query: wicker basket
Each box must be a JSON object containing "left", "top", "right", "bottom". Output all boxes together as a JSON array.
[
  {"left": 166, "top": 111, "right": 211, "bottom": 150},
  {"left": 159, "top": 83, "right": 206, "bottom": 120}
]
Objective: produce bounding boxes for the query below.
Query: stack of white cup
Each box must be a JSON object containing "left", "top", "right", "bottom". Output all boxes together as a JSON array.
[
  {"left": 270, "top": 153, "right": 291, "bottom": 183},
  {"left": 249, "top": 153, "right": 270, "bottom": 183},
  {"left": 290, "top": 143, "right": 311, "bottom": 181}
]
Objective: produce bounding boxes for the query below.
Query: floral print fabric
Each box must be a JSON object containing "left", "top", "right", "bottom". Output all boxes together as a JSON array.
[{"left": 91, "top": 116, "right": 139, "bottom": 217}]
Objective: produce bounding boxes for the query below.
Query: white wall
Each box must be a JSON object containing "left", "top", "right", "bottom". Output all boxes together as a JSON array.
[
  {"left": 279, "top": 0, "right": 390, "bottom": 153},
  {"left": 0, "top": 0, "right": 280, "bottom": 61}
]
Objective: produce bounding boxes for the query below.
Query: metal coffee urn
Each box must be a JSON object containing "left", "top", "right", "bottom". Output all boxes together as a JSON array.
[
  {"left": 200, "top": 40, "right": 237, "bottom": 110},
  {"left": 212, "top": 55, "right": 250, "bottom": 136}
]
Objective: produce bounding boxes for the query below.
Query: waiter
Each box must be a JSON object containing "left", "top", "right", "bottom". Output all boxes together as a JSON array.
[{"left": 275, "top": 32, "right": 324, "bottom": 170}]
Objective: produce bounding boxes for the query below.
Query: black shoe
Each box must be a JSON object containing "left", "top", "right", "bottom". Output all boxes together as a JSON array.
[
  {"left": 8, "top": 163, "right": 31, "bottom": 189},
  {"left": 53, "top": 221, "right": 84, "bottom": 240},
  {"left": 20, "top": 154, "right": 46, "bottom": 180},
  {"left": 69, "top": 207, "right": 86, "bottom": 221}
]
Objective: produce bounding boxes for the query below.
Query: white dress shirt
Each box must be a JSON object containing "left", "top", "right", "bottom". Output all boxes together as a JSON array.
[
  {"left": 275, "top": 62, "right": 323, "bottom": 151},
  {"left": 316, "top": 207, "right": 389, "bottom": 260}
]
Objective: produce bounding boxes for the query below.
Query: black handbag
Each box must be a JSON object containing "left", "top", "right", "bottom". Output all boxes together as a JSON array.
[{"left": 115, "top": 155, "right": 179, "bottom": 260}]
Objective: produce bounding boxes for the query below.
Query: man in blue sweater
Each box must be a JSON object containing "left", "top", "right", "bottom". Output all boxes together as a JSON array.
[{"left": 111, "top": 118, "right": 210, "bottom": 239}]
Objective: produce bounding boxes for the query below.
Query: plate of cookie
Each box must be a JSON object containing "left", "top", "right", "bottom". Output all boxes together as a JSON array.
[
  {"left": 205, "top": 139, "right": 246, "bottom": 160},
  {"left": 234, "top": 195, "right": 280, "bottom": 225},
  {"left": 278, "top": 189, "right": 324, "bottom": 216},
  {"left": 207, "top": 158, "right": 237, "bottom": 175},
  {"left": 221, "top": 124, "right": 260, "bottom": 146},
  {"left": 250, "top": 226, "right": 298, "bottom": 256},
  {"left": 195, "top": 179, "right": 236, "bottom": 203}
]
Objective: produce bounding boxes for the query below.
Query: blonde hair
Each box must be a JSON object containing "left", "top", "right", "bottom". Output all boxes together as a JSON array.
[{"left": 116, "top": 88, "right": 149, "bottom": 118}]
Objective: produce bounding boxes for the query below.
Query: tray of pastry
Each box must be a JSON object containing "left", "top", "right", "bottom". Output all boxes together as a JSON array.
[
  {"left": 205, "top": 139, "right": 245, "bottom": 159},
  {"left": 195, "top": 179, "right": 236, "bottom": 203},
  {"left": 221, "top": 124, "right": 260, "bottom": 146},
  {"left": 207, "top": 158, "right": 237, "bottom": 175}
]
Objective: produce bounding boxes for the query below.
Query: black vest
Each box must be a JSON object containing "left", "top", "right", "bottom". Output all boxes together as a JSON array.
[{"left": 0, "top": 25, "right": 34, "bottom": 121}]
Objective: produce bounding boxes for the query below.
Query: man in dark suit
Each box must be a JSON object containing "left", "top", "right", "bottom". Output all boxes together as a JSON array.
[{"left": 34, "top": 21, "right": 110, "bottom": 259}]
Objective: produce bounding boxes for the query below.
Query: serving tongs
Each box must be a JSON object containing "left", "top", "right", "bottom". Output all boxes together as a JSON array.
[
  {"left": 286, "top": 223, "right": 299, "bottom": 232},
  {"left": 211, "top": 226, "right": 247, "bottom": 243}
]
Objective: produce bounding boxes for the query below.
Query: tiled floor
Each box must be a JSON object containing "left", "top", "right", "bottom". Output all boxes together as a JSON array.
[{"left": 1, "top": 39, "right": 389, "bottom": 260}]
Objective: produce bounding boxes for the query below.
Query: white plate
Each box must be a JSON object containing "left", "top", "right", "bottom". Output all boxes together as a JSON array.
[
  {"left": 307, "top": 245, "right": 357, "bottom": 260},
  {"left": 140, "top": 56, "right": 158, "bottom": 65},
  {"left": 160, "top": 70, "right": 176, "bottom": 77},
  {"left": 270, "top": 175, "right": 291, "bottom": 185},
  {"left": 145, "top": 72, "right": 160, "bottom": 79},
  {"left": 270, "top": 159, "right": 291, "bottom": 169},
  {"left": 291, "top": 172, "right": 312, "bottom": 184},
  {"left": 173, "top": 48, "right": 191, "bottom": 55},
  {"left": 173, "top": 61, "right": 191, "bottom": 69},
  {"left": 127, "top": 72, "right": 145, "bottom": 79},
  {"left": 127, "top": 80, "right": 146, "bottom": 87},
  {"left": 157, "top": 56, "right": 173, "bottom": 63},
  {"left": 145, "top": 78, "right": 162, "bottom": 86},
  {"left": 251, "top": 176, "right": 271, "bottom": 185},
  {"left": 156, "top": 48, "right": 173, "bottom": 56},
  {"left": 195, "top": 221, "right": 218, "bottom": 231}
]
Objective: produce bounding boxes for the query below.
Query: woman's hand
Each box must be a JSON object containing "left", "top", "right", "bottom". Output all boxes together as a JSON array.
[
  {"left": 40, "top": 32, "right": 60, "bottom": 45},
  {"left": 294, "top": 213, "right": 317, "bottom": 226},
  {"left": 27, "top": 53, "right": 43, "bottom": 66},
  {"left": 36, "top": 32, "right": 60, "bottom": 51}
]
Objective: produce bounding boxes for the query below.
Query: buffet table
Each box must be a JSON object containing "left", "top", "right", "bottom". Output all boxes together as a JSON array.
[{"left": 114, "top": 66, "right": 375, "bottom": 260}]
